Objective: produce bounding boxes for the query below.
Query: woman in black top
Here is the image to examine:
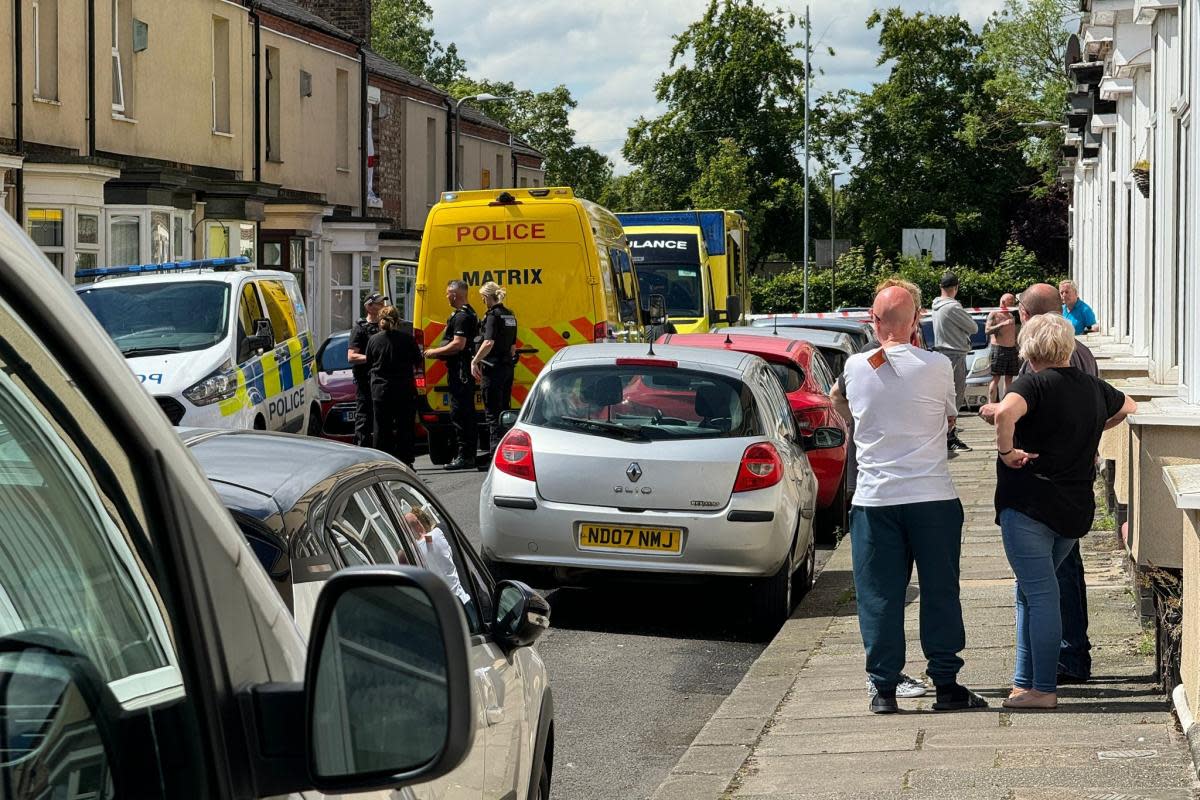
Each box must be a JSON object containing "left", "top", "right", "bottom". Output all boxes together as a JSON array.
[
  {"left": 992, "top": 314, "right": 1135, "bottom": 710},
  {"left": 366, "top": 306, "right": 422, "bottom": 467}
]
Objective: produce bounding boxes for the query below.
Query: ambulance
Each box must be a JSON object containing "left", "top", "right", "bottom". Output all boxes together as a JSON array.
[
  {"left": 616, "top": 209, "right": 751, "bottom": 333},
  {"left": 76, "top": 260, "right": 320, "bottom": 433},
  {"left": 414, "top": 187, "right": 643, "bottom": 464}
]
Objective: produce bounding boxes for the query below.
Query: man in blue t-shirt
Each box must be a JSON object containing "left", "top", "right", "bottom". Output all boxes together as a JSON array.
[{"left": 1060, "top": 280, "right": 1097, "bottom": 335}]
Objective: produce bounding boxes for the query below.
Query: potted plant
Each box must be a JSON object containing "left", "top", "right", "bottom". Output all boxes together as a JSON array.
[{"left": 1131, "top": 160, "right": 1151, "bottom": 198}]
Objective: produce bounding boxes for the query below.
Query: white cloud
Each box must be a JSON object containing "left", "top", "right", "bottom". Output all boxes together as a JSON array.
[{"left": 431, "top": 0, "right": 1011, "bottom": 173}]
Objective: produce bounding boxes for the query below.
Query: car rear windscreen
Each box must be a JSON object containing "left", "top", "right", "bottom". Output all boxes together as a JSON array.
[{"left": 526, "top": 366, "right": 761, "bottom": 440}]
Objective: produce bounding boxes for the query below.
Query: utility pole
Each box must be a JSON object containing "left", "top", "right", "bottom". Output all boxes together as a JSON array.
[
  {"left": 803, "top": 3, "right": 811, "bottom": 313},
  {"left": 830, "top": 169, "right": 845, "bottom": 311}
]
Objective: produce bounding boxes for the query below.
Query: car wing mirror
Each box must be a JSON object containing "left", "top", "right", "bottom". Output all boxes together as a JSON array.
[
  {"left": 499, "top": 410, "right": 519, "bottom": 431},
  {"left": 725, "top": 295, "right": 743, "bottom": 326},
  {"left": 239, "top": 566, "right": 475, "bottom": 796},
  {"left": 803, "top": 426, "right": 846, "bottom": 451},
  {"left": 492, "top": 580, "right": 550, "bottom": 651},
  {"left": 647, "top": 294, "right": 667, "bottom": 323}
]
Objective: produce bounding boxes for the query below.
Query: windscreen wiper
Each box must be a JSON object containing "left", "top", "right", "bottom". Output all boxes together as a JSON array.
[
  {"left": 120, "top": 346, "right": 183, "bottom": 357},
  {"left": 559, "top": 416, "right": 650, "bottom": 441}
]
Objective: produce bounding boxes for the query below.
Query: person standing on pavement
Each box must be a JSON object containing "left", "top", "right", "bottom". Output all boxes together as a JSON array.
[
  {"left": 832, "top": 285, "right": 987, "bottom": 715},
  {"left": 424, "top": 280, "right": 478, "bottom": 470},
  {"left": 989, "top": 314, "right": 1135, "bottom": 709},
  {"left": 366, "top": 305, "right": 421, "bottom": 468},
  {"left": 1060, "top": 280, "right": 1098, "bottom": 335},
  {"left": 982, "top": 282, "right": 1099, "bottom": 685},
  {"left": 471, "top": 281, "right": 518, "bottom": 460},
  {"left": 931, "top": 273, "right": 977, "bottom": 453},
  {"left": 346, "top": 293, "right": 386, "bottom": 447},
  {"left": 986, "top": 293, "right": 1021, "bottom": 403}
]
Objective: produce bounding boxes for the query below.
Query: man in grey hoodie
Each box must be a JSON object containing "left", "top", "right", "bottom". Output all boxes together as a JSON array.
[{"left": 931, "top": 273, "right": 977, "bottom": 452}]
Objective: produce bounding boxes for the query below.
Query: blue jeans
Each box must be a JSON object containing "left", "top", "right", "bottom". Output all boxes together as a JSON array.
[
  {"left": 1000, "top": 509, "right": 1077, "bottom": 692},
  {"left": 1057, "top": 541, "right": 1092, "bottom": 678},
  {"left": 851, "top": 500, "right": 966, "bottom": 691}
]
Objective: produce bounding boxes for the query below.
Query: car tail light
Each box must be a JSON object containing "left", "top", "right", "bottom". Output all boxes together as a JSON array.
[
  {"left": 593, "top": 321, "right": 610, "bottom": 342},
  {"left": 495, "top": 429, "right": 536, "bottom": 481},
  {"left": 733, "top": 442, "right": 783, "bottom": 493},
  {"left": 422, "top": 413, "right": 439, "bottom": 423},
  {"left": 795, "top": 409, "right": 822, "bottom": 435},
  {"left": 615, "top": 358, "right": 678, "bottom": 368}
]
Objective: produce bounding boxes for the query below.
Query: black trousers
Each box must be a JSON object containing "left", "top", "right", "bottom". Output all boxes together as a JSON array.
[
  {"left": 353, "top": 375, "right": 373, "bottom": 447},
  {"left": 447, "top": 373, "right": 477, "bottom": 459},
  {"left": 371, "top": 388, "right": 416, "bottom": 467},
  {"left": 481, "top": 364, "right": 514, "bottom": 452},
  {"left": 1056, "top": 540, "right": 1092, "bottom": 678}
]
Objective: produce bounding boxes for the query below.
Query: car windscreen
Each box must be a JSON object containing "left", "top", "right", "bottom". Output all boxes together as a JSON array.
[
  {"left": 636, "top": 266, "right": 703, "bottom": 318},
  {"left": 970, "top": 318, "right": 989, "bottom": 349},
  {"left": 525, "top": 365, "right": 760, "bottom": 441},
  {"left": 319, "top": 333, "right": 352, "bottom": 372},
  {"left": 78, "top": 281, "right": 231, "bottom": 357}
]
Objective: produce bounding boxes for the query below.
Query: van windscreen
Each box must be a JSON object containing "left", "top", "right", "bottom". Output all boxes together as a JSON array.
[{"left": 79, "top": 281, "right": 231, "bottom": 356}]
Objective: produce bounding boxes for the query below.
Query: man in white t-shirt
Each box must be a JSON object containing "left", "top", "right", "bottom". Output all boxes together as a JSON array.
[{"left": 832, "top": 286, "right": 986, "bottom": 714}]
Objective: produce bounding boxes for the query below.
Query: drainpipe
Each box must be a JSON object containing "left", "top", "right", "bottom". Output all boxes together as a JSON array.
[
  {"left": 359, "top": 46, "right": 367, "bottom": 215},
  {"left": 13, "top": 0, "right": 24, "bottom": 221},
  {"left": 86, "top": 0, "right": 96, "bottom": 156},
  {"left": 250, "top": 3, "right": 262, "bottom": 183},
  {"left": 510, "top": 133, "right": 517, "bottom": 189},
  {"left": 443, "top": 97, "right": 454, "bottom": 193}
]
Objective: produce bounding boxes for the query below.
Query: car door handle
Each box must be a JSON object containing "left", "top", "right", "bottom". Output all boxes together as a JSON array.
[
  {"left": 485, "top": 705, "right": 505, "bottom": 725},
  {"left": 800, "top": 505, "right": 816, "bottom": 519},
  {"left": 475, "top": 667, "right": 505, "bottom": 726}
]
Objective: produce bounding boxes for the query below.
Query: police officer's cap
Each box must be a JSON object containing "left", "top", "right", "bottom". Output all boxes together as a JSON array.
[{"left": 365, "top": 292, "right": 389, "bottom": 305}]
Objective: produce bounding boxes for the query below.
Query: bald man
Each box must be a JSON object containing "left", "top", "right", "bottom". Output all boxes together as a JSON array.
[{"left": 833, "top": 287, "right": 987, "bottom": 714}]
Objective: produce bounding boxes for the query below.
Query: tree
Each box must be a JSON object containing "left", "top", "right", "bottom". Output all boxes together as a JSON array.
[
  {"left": 689, "top": 138, "right": 752, "bottom": 212},
  {"left": 972, "top": 0, "right": 1081, "bottom": 186},
  {"left": 827, "top": 9, "right": 1034, "bottom": 267},
  {"left": 371, "top": 0, "right": 465, "bottom": 86},
  {"left": 622, "top": 0, "right": 810, "bottom": 262}
]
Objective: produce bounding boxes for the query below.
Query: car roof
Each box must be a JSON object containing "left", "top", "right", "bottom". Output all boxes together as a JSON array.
[
  {"left": 75, "top": 269, "right": 293, "bottom": 289},
  {"left": 660, "top": 332, "right": 815, "bottom": 362},
  {"left": 751, "top": 316, "right": 874, "bottom": 335},
  {"left": 548, "top": 342, "right": 757, "bottom": 374},
  {"left": 180, "top": 428, "right": 398, "bottom": 514},
  {"left": 716, "top": 326, "right": 856, "bottom": 353}
]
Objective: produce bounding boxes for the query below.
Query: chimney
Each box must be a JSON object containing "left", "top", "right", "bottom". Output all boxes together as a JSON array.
[{"left": 294, "top": 0, "right": 372, "bottom": 42}]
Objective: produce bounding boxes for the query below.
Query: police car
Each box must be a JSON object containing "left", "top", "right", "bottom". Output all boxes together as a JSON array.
[{"left": 76, "top": 259, "right": 320, "bottom": 433}]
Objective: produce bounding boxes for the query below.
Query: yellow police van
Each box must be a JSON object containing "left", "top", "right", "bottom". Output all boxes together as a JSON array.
[
  {"left": 76, "top": 259, "right": 320, "bottom": 433},
  {"left": 414, "top": 187, "right": 643, "bottom": 463},
  {"left": 616, "top": 209, "right": 750, "bottom": 332}
]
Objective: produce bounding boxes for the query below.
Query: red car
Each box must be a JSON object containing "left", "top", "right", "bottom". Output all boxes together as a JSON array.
[
  {"left": 314, "top": 330, "right": 357, "bottom": 443},
  {"left": 659, "top": 332, "right": 850, "bottom": 540}
]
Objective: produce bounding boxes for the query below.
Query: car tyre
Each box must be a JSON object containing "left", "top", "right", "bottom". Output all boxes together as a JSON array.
[
  {"left": 306, "top": 403, "right": 323, "bottom": 437},
  {"left": 797, "top": 534, "right": 816, "bottom": 596},
  {"left": 815, "top": 475, "right": 848, "bottom": 544},
  {"left": 750, "top": 547, "right": 793, "bottom": 638},
  {"left": 533, "top": 746, "right": 551, "bottom": 800},
  {"left": 428, "top": 427, "right": 454, "bottom": 465}
]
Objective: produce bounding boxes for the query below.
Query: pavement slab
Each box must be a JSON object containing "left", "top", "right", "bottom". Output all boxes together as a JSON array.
[{"left": 649, "top": 417, "right": 1199, "bottom": 800}]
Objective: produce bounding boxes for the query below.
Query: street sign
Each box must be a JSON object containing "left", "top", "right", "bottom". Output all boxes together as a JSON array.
[{"left": 901, "top": 228, "right": 946, "bottom": 262}]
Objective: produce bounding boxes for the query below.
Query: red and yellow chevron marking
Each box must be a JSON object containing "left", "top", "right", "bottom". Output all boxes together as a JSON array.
[{"left": 419, "top": 316, "right": 595, "bottom": 413}]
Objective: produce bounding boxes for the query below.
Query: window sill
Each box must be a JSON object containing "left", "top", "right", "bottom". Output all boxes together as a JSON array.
[
  {"left": 212, "top": 130, "right": 235, "bottom": 139},
  {"left": 33, "top": 96, "right": 61, "bottom": 106},
  {"left": 112, "top": 113, "right": 137, "bottom": 124},
  {"left": 336, "top": 167, "right": 351, "bottom": 174}
]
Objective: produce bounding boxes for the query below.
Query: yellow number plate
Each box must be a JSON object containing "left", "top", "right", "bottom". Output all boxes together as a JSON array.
[{"left": 578, "top": 524, "right": 683, "bottom": 554}]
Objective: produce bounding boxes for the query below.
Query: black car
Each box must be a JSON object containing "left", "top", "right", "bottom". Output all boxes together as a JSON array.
[
  {"left": 180, "top": 428, "right": 556, "bottom": 798},
  {"left": 751, "top": 316, "right": 879, "bottom": 353}
]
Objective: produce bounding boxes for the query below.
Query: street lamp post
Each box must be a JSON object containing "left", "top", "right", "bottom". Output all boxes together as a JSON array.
[
  {"left": 452, "top": 93, "right": 509, "bottom": 191},
  {"left": 830, "top": 169, "right": 845, "bottom": 312}
]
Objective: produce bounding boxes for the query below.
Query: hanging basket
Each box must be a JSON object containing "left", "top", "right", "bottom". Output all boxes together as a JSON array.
[{"left": 1131, "top": 166, "right": 1151, "bottom": 198}]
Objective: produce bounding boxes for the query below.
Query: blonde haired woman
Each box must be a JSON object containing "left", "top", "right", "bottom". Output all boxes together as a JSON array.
[
  {"left": 471, "top": 281, "right": 519, "bottom": 458},
  {"left": 991, "top": 314, "right": 1136, "bottom": 709}
]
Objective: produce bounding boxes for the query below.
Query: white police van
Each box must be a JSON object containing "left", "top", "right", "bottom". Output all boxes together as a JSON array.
[{"left": 76, "top": 259, "right": 321, "bottom": 433}]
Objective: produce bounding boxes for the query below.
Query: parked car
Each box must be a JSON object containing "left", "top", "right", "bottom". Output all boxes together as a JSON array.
[
  {"left": 183, "top": 428, "right": 555, "bottom": 800},
  {"left": 0, "top": 208, "right": 476, "bottom": 798},
  {"left": 919, "top": 313, "right": 994, "bottom": 409},
  {"left": 714, "top": 325, "right": 858, "bottom": 376},
  {"left": 658, "top": 332, "right": 849, "bottom": 540},
  {"left": 479, "top": 343, "right": 820, "bottom": 635},
  {"left": 748, "top": 314, "right": 879, "bottom": 353}
]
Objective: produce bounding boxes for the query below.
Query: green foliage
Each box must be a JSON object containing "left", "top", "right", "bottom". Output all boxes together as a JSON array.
[
  {"left": 823, "top": 9, "right": 1035, "bottom": 267},
  {"left": 371, "top": 0, "right": 466, "bottom": 86},
  {"left": 623, "top": 0, "right": 809, "bottom": 261},
  {"left": 751, "top": 241, "right": 1061, "bottom": 313}
]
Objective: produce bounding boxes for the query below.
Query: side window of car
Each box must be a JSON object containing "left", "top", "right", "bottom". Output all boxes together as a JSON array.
[
  {"left": 330, "top": 487, "right": 411, "bottom": 566},
  {"left": 757, "top": 366, "right": 797, "bottom": 441},
  {"left": 383, "top": 480, "right": 486, "bottom": 634},
  {"left": 258, "top": 279, "right": 299, "bottom": 346},
  {"left": 238, "top": 282, "right": 266, "bottom": 362},
  {"left": 811, "top": 353, "right": 834, "bottom": 394}
]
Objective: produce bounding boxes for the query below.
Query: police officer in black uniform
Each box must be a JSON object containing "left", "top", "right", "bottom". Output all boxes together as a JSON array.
[
  {"left": 422, "top": 280, "right": 478, "bottom": 470},
  {"left": 471, "top": 281, "right": 518, "bottom": 459},
  {"left": 346, "top": 292, "right": 386, "bottom": 447}
]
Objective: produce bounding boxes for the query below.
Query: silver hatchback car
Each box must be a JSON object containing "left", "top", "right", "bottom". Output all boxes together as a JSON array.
[{"left": 480, "top": 343, "right": 820, "bottom": 632}]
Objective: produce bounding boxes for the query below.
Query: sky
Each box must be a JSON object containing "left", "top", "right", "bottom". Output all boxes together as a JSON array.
[{"left": 432, "top": 0, "right": 1010, "bottom": 173}]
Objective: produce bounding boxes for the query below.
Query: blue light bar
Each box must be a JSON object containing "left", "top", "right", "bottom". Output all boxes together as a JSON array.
[{"left": 75, "top": 256, "right": 251, "bottom": 280}]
